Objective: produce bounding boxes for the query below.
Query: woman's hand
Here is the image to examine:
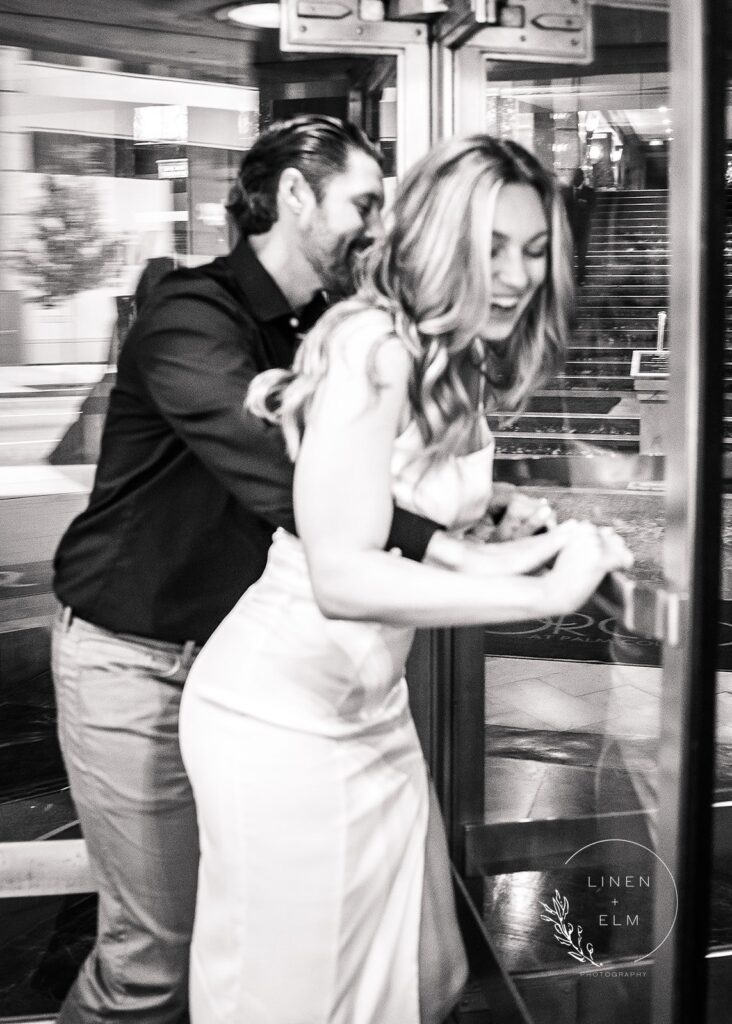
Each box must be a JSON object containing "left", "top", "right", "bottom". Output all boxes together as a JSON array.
[{"left": 546, "top": 521, "right": 634, "bottom": 615}]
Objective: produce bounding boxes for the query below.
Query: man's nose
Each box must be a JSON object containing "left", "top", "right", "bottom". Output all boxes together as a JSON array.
[{"left": 364, "top": 208, "right": 385, "bottom": 242}]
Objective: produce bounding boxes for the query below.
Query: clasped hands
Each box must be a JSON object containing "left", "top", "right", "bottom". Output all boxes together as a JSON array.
[
  {"left": 469, "top": 482, "right": 557, "bottom": 542},
  {"left": 424, "top": 483, "right": 633, "bottom": 584}
]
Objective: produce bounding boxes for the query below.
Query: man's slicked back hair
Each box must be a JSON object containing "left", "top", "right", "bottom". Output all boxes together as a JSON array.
[{"left": 226, "top": 115, "right": 383, "bottom": 237}]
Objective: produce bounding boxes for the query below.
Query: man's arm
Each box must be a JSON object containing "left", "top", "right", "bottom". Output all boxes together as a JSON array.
[
  {"left": 131, "top": 280, "right": 297, "bottom": 532},
  {"left": 131, "top": 278, "right": 441, "bottom": 561}
]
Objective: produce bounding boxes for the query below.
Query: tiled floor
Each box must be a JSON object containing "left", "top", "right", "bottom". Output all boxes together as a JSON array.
[
  {"left": 4, "top": 653, "right": 731, "bottom": 1019},
  {"left": 485, "top": 655, "right": 732, "bottom": 744},
  {"left": 481, "top": 654, "right": 732, "bottom": 991}
]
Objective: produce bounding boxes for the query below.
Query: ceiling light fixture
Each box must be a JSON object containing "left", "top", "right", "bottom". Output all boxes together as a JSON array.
[{"left": 216, "top": 3, "right": 280, "bottom": 30}]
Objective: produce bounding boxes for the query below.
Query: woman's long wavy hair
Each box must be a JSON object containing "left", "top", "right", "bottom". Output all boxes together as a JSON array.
[{"left": 248, "top": 134, "right": 574, "bottom": 463}]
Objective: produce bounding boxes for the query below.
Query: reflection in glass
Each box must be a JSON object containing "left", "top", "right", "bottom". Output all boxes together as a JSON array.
[
  {"left": 0, "top": 40, "right": 398, "bottom": 1018},
  {"left": 470, "top": 30, "right": 677, "bottom": 1022},
  {"left": 467, "top": 42, "right": 732, "bottom": 1013}
]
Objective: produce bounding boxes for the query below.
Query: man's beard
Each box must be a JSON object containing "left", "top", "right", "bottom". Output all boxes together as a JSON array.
[{"left": 313, "top": 238, "right": 369, "bottom": 300}]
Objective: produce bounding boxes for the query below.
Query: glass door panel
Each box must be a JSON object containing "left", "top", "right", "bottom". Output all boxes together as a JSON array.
[
  {"left": 0, "top": 8, "right": 410, "bottom": 1016},
  {"left": 441, "top": 3, "right": 723, "bottom": 1021}
]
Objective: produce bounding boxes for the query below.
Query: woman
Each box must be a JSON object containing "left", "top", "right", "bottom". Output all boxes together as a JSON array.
[{"left": 179, "top": 135, "right": 632, "bottom": 1024}]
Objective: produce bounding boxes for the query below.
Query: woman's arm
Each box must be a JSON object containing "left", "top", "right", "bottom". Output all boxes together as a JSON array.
[
  {"left": 423, "top": 523, "right": 577, "bottom": 578},
  {"left": 294, "top": 314, "right": 630, "bottom": 627}
]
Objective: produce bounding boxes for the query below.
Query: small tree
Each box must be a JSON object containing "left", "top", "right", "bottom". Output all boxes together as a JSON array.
[{"left": 15, "top": 175, "right": 120, "bottom": 307}]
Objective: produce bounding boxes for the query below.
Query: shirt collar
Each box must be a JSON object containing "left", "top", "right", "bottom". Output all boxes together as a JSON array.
[{"left": 228, "top": 236, "right": 326, "bottom": 328}]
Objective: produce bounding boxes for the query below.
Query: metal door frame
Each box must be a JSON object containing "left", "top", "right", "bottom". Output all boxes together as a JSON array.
[
  {"left": 652, "top": 0, "right": 727, "bottom": 1017},
  {"left": 279, "top": 0, "right": 433, "bottom": 171}
]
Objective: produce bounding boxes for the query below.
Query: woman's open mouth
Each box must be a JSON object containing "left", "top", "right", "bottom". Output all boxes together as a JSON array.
[{"left": 490, "top": 296, "right": 520, "bottom": 314}]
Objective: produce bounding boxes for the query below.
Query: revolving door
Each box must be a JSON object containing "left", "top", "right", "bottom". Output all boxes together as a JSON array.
[
  {"left": 0, "top": 0, "right": 730, "bottom": 1021},
  {"left": 407, "top": 1, "right": 732, "bottom": 1021}
]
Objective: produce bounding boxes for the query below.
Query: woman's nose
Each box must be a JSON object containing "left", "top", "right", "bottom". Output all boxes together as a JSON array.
[{"left": 494, "top": 247, "right": 529, "bottom": 289}]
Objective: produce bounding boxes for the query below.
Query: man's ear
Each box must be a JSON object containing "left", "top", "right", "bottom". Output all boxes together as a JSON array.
[{"left": 278, "top": 167, "right": 316, "bottom": 219}]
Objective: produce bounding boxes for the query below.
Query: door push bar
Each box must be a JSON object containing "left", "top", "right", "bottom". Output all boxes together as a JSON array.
[{"left": 594, "top": 570, "right": 687, "bottom": 646}]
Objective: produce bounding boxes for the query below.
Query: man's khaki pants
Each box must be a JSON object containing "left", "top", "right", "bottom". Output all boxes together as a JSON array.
[{"left": 52, "top": 609, "right": 200, "bottom": 1023}]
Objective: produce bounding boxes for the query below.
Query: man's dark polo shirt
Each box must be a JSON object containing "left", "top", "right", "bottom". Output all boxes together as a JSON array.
[{"left": 54, "top": 239, "right": 435, "bottom": 645}]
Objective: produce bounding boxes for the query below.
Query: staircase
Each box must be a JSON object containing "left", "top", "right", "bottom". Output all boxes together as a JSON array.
[
  {"left": 490, "top": 189, "right": 671, "bottom": 462},
  {"left": 577, "top": 188, "right": 670, "bottom": 349}
]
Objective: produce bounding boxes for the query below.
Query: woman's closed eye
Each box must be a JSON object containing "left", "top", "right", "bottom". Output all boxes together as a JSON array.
[
  {"left": 491, "top": 236, "right": 548, "bottom": 261},
  {"left": 525, "top": 244, "right": 548, "bottom": 260}
]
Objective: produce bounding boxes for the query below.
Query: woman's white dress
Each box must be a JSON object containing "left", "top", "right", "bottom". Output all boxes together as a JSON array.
[{"left": 179, "top": 416, "right": 495, "bottom": 1024}]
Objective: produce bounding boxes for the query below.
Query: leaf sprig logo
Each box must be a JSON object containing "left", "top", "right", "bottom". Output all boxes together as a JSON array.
[{"left": 539, "top": 890, "right": 603, "bottom": 967}]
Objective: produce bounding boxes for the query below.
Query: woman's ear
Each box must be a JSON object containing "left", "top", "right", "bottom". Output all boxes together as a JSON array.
[{"left": 278, "top": 167, "right": 316, "bottom": 219}]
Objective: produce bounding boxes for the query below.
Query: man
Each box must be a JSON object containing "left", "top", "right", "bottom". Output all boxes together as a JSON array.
[
  {"left": 51, "top": 116, "right": 441, "bottom": 1023},
  {"left": 564, "top": 167, "right": 596, "bottom": 285}
]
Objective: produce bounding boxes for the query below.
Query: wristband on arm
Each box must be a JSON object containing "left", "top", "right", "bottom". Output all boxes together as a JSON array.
[{"left": 386, "top": 507, "right": 440, "bottom": 563}]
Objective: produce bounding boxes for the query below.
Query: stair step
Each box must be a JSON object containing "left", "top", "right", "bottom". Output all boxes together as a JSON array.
[
  {"left": 592, "top": 209, "right": 668, "bottom": 216},
  {"left": 572, "top": 333, "right": 661, "bottom": 345},
  {"left": 576, "top": 299, "right": 669, "bottom": 305},
  {"left": 576, "top": 313, "right": 673, "bottom": 321},
  {"left": 567, "top": 345, "right": 635, "bottom": 354},
  {"left": 586, "top": 242, "right": 669, "bottom": 249},
  {"left": 528, "top": 394, "right": 626, "bottom": 413},
  {"left": 587, "top": 241, "right": 670, "bottom": 247},
  {"left": 494, "top": 436, "right": 640, "bottom": 455},
  {"left": 581, "top": 263, "right": 668, "bottom": 269},
  {"left": 594, "top": 204, "right": 668, "bottom": 211},
  {"left": 585, "top": 256, "right": 669, "bottom": 263},
  {"left": 588, "top": 232, "right": 668, "bottom": 238},
  {"left": 586, "top": 243, "right": 669, "bottom": 250},
  {"left": 570, "top": 335, "right": 653, "bottom": 347},
  {"left": 492, "top": 424, "right": 640, "bottom": 438},
  {"left": 592, "top": 213, "right": 668, "bottom": 220},
  {"left": 581, "top": 255, "right": 669, "bottom": 262},
  {"left": 576, "top": 302, "right": 667, "bottom": 309},
  {"left": 489, "top": 412, "right": 639, "bottom": 430},
  {"left": 575, "top": 312, "right": 668, "bottom": 320},
  {"left": 575, "top": 321, "right": 670, "bottom": 332},
  {"left": 566, "top": 352, "right": 635, "bottom": 361},
  {"left": 495, "top": 432, "right": 639, "bottom": 447},
  {"left": 494, "top": 435, "right": 732, "bottom": 456},
  {"left": 577, "top": 294, "right": 668, "bottom": 301},
  {"left": 548, "top": 377, "right": 634, "bottom": 391},
  {"left": 577, "top": 284, "right": 669, "bottom": 291},
  {"left": 577, "top": 274, "right": 669, "bottom": 281},
  {"left": 564, "top": 362, "right": 632, "bottom": 375},
  {"left": 589, "top": 226, "right": 668, "bottom": 231},
  {"left": 586, "top": 251, "right": 669, "bottom": 259},
  {"left": 592, "top": 212, "right": 668, "bottom": 218}
]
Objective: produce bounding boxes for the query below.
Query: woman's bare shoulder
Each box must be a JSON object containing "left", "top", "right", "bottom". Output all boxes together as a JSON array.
[{"left": 327, "top": 302, "right": 408, "bottom": 381}]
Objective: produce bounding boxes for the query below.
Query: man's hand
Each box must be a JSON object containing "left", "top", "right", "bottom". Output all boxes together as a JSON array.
[
  {"left": 424, "top": 517, "right": 588, "bottom": 578},
  {"left": 472, "top": 484, "right": 557, "bottom": 543}
]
